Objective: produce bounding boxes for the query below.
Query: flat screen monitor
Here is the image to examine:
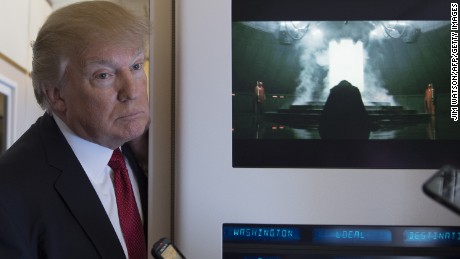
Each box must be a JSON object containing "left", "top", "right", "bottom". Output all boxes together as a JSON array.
[{"left": 232, "top": 0, "right": 460, "bottom": 168}]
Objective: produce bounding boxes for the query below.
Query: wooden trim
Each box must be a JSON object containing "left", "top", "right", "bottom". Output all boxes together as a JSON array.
[{"left": 0, "top": 52, "right": 30, "bottom": 76}]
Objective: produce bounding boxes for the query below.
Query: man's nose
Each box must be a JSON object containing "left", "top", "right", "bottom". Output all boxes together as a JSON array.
[{"left": 118, "top": 70, "right": 139, "bottom": 101}]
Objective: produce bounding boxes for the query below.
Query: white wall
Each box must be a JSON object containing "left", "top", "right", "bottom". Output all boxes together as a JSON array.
[
  {"left": 174, "top": 0, "right": 460, "bottom": 258},
  {"left": 0, "top": 0, "right": 30, "bottom": 70},
  {"left": 0, "top": 0, "right": 51, "bottom": 70},
  {"left": 0, "top": 0, "right": 50, "bottom": 143}
]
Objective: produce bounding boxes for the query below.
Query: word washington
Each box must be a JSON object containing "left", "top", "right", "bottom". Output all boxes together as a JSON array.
[{"left": 232, "top": 228, "right": 296, "bottom": 238}]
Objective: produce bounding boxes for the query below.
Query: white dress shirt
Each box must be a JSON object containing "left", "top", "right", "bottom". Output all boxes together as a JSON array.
[{"left": 53, "top": 114, "right": 143, "bottom": 258}]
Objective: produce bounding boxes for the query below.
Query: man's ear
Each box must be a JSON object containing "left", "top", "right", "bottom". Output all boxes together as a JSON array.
[{"left": 43, "top": 84, "right": 66, "bottom": 113}]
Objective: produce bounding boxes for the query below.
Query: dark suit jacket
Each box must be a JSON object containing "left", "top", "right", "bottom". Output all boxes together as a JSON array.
[{"left": 0, "top": 113, "right": 148, "bottom": 259}]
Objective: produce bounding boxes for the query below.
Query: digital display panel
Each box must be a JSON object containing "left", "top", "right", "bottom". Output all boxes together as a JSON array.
[
  {"left": 313, "top": 228, "right": 392, "bottom": 245},
  {"left": 232, "top": 0, "right": 460, "bottom": 168},
  {"left": 223, "top": 224, "right": 460, "bottom": 258}
]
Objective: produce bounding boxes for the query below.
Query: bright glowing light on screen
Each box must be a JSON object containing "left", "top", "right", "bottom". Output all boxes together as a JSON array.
[{"left": 328, "top": 39, "right": 364, "bottom": 91}]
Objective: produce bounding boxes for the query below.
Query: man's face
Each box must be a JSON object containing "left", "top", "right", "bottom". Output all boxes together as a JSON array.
[{"left": 56, "top": 43, "right": 150, "bottom": 149}]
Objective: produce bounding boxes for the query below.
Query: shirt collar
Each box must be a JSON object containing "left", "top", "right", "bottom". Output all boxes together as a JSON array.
[{"left": 53, "top": 114, "right": 115, "bottom": 182}]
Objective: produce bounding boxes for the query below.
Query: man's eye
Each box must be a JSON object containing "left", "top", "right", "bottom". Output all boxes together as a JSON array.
[
  {"left": 96, "top": 73, "right": 110, "bottom": 79},
  {"left": 132, "top": 63, "right": 143, "bottom": 71}
]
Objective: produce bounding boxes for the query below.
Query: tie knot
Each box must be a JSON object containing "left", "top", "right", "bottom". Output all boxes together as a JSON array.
[{"left": 109, "top": 148, "right": 125, "bottom": 170}]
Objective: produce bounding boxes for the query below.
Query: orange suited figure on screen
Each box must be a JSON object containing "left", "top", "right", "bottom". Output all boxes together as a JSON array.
[
  {"left": 424, "top": 83, "right": 436, "bottom": 115},
  {"left": 424, "top": 83, "right": 437, "bottom": 139},
  {"left": 254, "top": 81, "right": 266, "bottom": 114}
]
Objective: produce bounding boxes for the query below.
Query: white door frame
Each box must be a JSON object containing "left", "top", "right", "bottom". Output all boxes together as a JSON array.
[{"left": 0, "top": 73, "right": 17, "bottom": 149}]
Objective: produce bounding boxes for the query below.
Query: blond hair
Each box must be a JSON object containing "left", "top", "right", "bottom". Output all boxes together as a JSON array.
[{"left": 32, "top": 0, "right": 149, "bottom": 111}]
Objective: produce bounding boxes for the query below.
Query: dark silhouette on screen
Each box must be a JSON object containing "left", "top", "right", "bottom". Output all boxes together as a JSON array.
[{"left": 319, "top": 80, "right": 372, "bottom": 139}]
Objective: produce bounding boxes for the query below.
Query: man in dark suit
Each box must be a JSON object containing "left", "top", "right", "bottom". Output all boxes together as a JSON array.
[{"left": 0, "top": 1, "right": 150, "bottom": 258}]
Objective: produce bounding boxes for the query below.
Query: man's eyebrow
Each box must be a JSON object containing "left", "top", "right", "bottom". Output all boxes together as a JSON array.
[
  {"left": 83, "top": 51, "right": 145, "bottom": 67},
  {"left": 131, "top": 50, "right": 146, "bottom": 61},
  {"left": 84, "top": 59, "right": 112, "bottom": 66}
]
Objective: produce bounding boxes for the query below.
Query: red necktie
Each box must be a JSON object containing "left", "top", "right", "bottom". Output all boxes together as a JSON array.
[{"left": 109, "top": 148, "right": 147, "bottom": 259}]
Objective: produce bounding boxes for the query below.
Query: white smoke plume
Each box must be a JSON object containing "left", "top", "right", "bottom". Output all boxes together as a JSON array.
[
  {"left": 292, "top": 21, "right": 397, "bottom": 105},
  {"left": 292, "top": 28, "right": 329, "bottom": 105}
]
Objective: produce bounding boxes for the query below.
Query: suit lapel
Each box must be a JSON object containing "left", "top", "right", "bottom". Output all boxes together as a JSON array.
[{"left": 40, "top": 114, "right": 126, "bottom": 258}]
